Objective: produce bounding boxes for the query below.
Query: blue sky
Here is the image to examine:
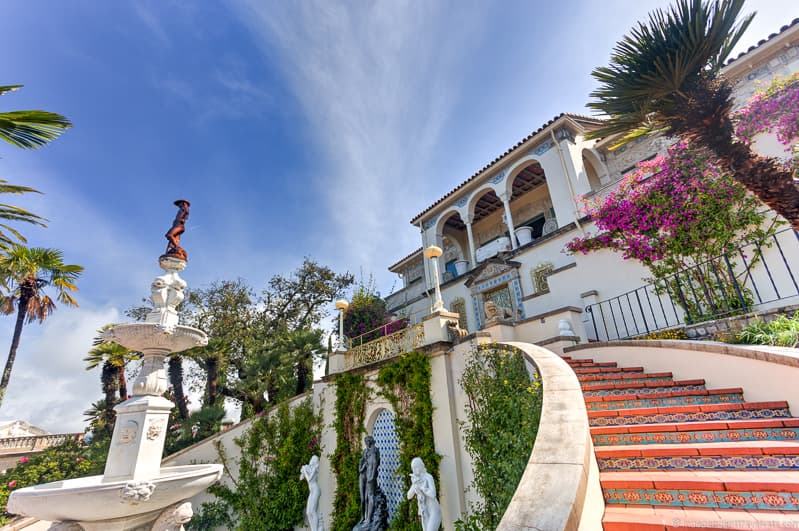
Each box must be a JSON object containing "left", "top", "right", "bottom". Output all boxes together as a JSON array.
[{"left": 0, "top": 0, "right": 795, "bottom": 432}]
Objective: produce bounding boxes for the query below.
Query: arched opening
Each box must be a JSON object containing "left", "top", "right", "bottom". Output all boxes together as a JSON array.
[
  {"left": 582, "top": 148, "right": 608, "bottom": 192},
  {"left": 468, "top": 188, "right": 511, "bottom": 260},
  {"left": 507, "top": 161, "right": 556, "bottom": 245},
  {"left": 436, "top": 211, "right": 470, "bottom": 279}
]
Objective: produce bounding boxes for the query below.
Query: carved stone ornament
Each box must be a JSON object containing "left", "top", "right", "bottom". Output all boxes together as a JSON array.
[
  {"left": 446, "top": 320, "right": 468, "bottom": 344},
  {"left": 152, "top": 501, "right": 194, "bottom": 531},
  {"left": 147, "top": 419, "right": 166, "bottom": 440},
  {"left": 119, "top": 420, "right": 139, "bottom": 444},
  {"left": 121, "top": 480, "right": 156, "bottom": 504},
  {"left": 48, "top": 523, "right": 84, "bottom": 531},
  {"left": 484, "top": 300, "right": 512, "bottom": 321}
]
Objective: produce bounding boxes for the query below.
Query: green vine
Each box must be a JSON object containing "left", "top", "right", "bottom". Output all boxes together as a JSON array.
[
  {"left": 457, "top": 345, "right": 542, "bottom": 530},
  {"left": 377, "top": 351, "right": 440, "bottom": 530},
  {"left": 189, "top": 398, "right": 321, "bottom": 531},
  {"left": 331, "top": 372, "right": 370, "bottom": 531}
]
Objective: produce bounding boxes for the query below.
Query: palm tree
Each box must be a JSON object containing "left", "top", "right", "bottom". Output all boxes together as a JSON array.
[
  {"left": 0, "top": 246, "right": 83, "bottom": 407},
  {"left": 85, "top": 331, "right": 140, "bottom": 430},
  {"left": 587, "top": 0, "right": 799, "bottom": 229},
  {"left": 0, "top": 85, "right": 71, "bottom": 149},
  {"left": 0, "top": 179, "right": 46, "bottom": 249}
]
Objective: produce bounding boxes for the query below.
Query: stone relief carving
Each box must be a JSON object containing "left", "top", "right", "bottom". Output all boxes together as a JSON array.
[
  {"left": 152, "top": 501, "right": 194, "bottom": 531},
  {"left": 446, "top": 320, "right": 468, "bottom": 344},
  {"left": 121, "top": 480, "right": 156, "bottom": 504},
  {"left": 147, "top": 419, "right": 166, "bottom": 441},
  {"left": 119, "top": 420, "right": 139, "bottom": 445},
  {"left": 484, "top": 300, "right": 512, "bottom": 322}
]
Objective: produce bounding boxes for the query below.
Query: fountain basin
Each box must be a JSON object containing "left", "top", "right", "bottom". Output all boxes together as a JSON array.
[
  {"left": 7, "top": 464, "right": 223, "bottom": 523},
  {"left": 103, "top": 323, "right": 207, "bottom": 354}
]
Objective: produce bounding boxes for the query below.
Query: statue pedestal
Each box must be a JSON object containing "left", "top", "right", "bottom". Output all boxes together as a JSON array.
[{"left": 104, "top": 395, "right": 174, "bottom": 482}]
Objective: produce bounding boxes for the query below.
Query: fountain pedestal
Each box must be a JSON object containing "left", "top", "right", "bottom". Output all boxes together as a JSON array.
[{"left": 8, "top": 255, "right": 221, "bottom": 530}]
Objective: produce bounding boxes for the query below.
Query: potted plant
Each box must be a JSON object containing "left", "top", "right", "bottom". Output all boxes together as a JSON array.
[
  {"left": 515, "top": 226, "right": 533, "bottom": 246},
  {"left": 454, "top": 259, "right": 469, "bottom": 276}
]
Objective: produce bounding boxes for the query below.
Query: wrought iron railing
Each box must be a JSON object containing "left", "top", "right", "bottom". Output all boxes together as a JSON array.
[
  {"left": 347, "top": 323, "right": 425, "bottom": 369},
  {"left": 585, "top": 228, "right": 799, "bottom": 341}
]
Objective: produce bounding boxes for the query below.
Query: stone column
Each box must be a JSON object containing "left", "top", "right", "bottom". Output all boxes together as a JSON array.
[
  {"left": 499, "top": 192, "right": 518, "bottom": 250},
  {"left": 424, "top": 245, "right": 445, "bottom": 312},
  {"left": 464, "top": 219, "right": 477, "bottom": 268}
]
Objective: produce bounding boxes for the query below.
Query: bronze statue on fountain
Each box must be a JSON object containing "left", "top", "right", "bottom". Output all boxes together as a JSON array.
[{"left": 163, "top": 199, "right": 190, "bottom": 262}]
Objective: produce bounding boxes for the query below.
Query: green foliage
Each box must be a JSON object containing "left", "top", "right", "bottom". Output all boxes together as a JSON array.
[
  {"left": 344, "top": 275, "right": 388, "bottom": 342},
  {"left": 458, "top": 345, "right": 542, "bottom": 530},
  {"left": 1, "top": 438, "right": 108, "bottom": 525},
  {"left": 586, "top": 0, "right": 753, "bottom": 144},
  {"left": 190, "top": 399, "right": 321, "bottom": 530},
  {"left": 733, "top": 312, "right": 799, "bottom": 348},
  {"left": 331, "top": 372, "right": 369, "bottom": 531},
  {"left": 377, "top": 352, "right": 439, "bottom": 530},
  {"left": 0, "top": 85, "right": 72, "bottom": 149}
]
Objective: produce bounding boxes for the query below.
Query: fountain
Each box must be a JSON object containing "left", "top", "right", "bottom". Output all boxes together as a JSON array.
[{"left": 8, "top": 200, "right": 223, "bottom": 530}]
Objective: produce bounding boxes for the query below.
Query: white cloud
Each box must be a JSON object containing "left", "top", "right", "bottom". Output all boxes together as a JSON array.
[
  {"left": 230, "top": 0, "right": 487, "bottom": 287},
  {"left": 0, "top": 305, "right": 121, "bottom": 433}
]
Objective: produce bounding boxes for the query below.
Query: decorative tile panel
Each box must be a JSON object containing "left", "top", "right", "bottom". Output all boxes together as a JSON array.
[
  {"left": 593, "top": 427, "right": 799, "bottom": 446},
  {"left": 599, "top": 454, "right": 799, "bottom": 472},
  {"left": 372, "top": 409, "right": 404, "bottom": 519},
  {"left": 604, "top": 488, "right": 799, "bottom": 511},
  {"left": 585, "top": 393, "right": 743, "bottom": 411},
  {"left": 589, "top": 407, "right": 792, "bottom": 427}
]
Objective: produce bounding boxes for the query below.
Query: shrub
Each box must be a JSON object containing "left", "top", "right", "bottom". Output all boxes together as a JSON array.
[
  {"left": 1, "top": 438, "right": 107, "bottom": 525},
  {"left": 458, "top": 345, "right": 542, "bottom": 530},
  {"left": 733, "top": 312, "right": 799, "bottom": 348},
  {"left": 191, "top": 399, "right": 321, "bottom": 530}
]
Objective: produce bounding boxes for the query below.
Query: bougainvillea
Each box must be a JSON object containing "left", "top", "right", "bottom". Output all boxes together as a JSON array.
[
  {"left": 734, "top": 72, "right": 799, "bottom": 147},
  {"left": 567, "top": 142, "right": 780, "bottom": 322}
]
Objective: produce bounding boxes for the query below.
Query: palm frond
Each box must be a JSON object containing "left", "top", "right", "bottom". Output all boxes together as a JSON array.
[
  {"left": 586, "top": 0, "right": 753, "bottom": 143},
  {"left": 0, "top": 86, "right": 22, "bottom": 97},
  {"left": 0, "top": 111, "right": 72, "bottom": 149}
]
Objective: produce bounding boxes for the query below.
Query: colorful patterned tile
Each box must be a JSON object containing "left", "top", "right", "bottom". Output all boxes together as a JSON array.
[
  {"left": 584, "top": 385, "right": 705, "bottom": 398},
  {"left": 598, "top": 454, "right": 799, "bottom": 471},
  {"left": 593, "top": 427, "right": 799, "bottom": 446},
  {"left": 586, "top": 393, "right": 743, "bottom": 411},
  {"left": 589, "top": 408, "right": 792, "bottom": 427}
]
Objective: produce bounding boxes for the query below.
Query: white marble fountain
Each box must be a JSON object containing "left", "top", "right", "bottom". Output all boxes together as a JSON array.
[{"left": 8, "top": 254, "right": 223, "bottom": 531}]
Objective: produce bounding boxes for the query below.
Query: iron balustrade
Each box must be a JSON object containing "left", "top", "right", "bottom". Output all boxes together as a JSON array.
[{"left": 584, "top": 228, "right": 799, "bottom": 341}]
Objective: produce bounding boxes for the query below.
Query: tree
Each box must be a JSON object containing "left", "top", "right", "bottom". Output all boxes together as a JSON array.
[
  {"left": 0, "top": 246, "right": 83, "bottom": 406},
  {"left": 84, "top": 329, "right": 140, "bottom": 436},
  {"left": 587, "top": 0, "right": 799, "bottom": 229},
  {"left": 0, "top": 85, "right": 71, "bottom": 149},
  {"left": 567, "top": 143, "right": 779, "bottom": 322},
  {"left": 0, "top": 179, "right": 46, "bottom": 250},
  {"left": 342, "top": 277, "right": 389, "bottom": 344}
]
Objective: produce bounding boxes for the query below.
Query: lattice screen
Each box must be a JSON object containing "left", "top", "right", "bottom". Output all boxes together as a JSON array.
[{"left": 371, "top": 409, "right": 404, "bottom": 518}]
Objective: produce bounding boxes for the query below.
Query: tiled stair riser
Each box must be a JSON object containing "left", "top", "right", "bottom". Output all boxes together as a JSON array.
[
  {"left": 593, "top": 427, "right": 799, "bottom": 446},
  {"left": 599, "top": 454, "right": 799, "bottom": 471},
  {"left": 580, "top": 376, "right": 674, "bottom": 386},
  {"left": 590, "top": 407, "right": 792, "bottom": 426},
  {"left": 603, "top": 488, "right": 799, "bottom": 511},
  {"left": 583, "top": 385, "right": 706, "bottom": 398},
  {"left": 586, "top": 393, "right": 743, "bottom": 411}
]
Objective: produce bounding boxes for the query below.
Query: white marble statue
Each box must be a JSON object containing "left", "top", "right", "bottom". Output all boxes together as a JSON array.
[
  {"left": 406, "top": 457, "right": 441, "bottom": 531},
  {"left": 300, "top": 455, "right": 323, "bottom": 531}
]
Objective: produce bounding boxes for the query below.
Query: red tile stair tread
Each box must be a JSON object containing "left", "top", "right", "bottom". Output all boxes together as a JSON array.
[
  {"left": 602, "top": 506, "right": 790, "bottom": 530},
  {"left": 600, "top": 470, "right": 799, "bottom": 491},
  {"left": 596, "top": 440, "right": 799, "bottom": 458}
]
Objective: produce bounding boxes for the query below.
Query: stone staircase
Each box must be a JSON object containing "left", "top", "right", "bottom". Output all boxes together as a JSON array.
[{"left": 564, "top": 356, "right": 799, "bottom": 530}]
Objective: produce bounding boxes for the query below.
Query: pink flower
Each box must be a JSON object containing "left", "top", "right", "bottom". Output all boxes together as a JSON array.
[
  {"left": 7, "top": 480, "right": 17, "bottom": 489},
  {"left": 18, "top": 456, "right": 29, "bottom": 464}
]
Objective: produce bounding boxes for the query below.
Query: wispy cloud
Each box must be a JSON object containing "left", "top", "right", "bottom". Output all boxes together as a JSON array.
[{"left": 230, "top": 0, "right": 487, "bottom": 286}]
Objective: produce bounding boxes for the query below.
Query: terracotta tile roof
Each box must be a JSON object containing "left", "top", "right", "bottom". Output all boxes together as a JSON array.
[
  {"left": 409, "top": 113, "right": 604, "bottom": 224},
  {"left": 387, "top": 247, "right": 422, "bottom": 272},
  {"left": 724, "top": 17, "right": 799, "bottom": 67}
]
